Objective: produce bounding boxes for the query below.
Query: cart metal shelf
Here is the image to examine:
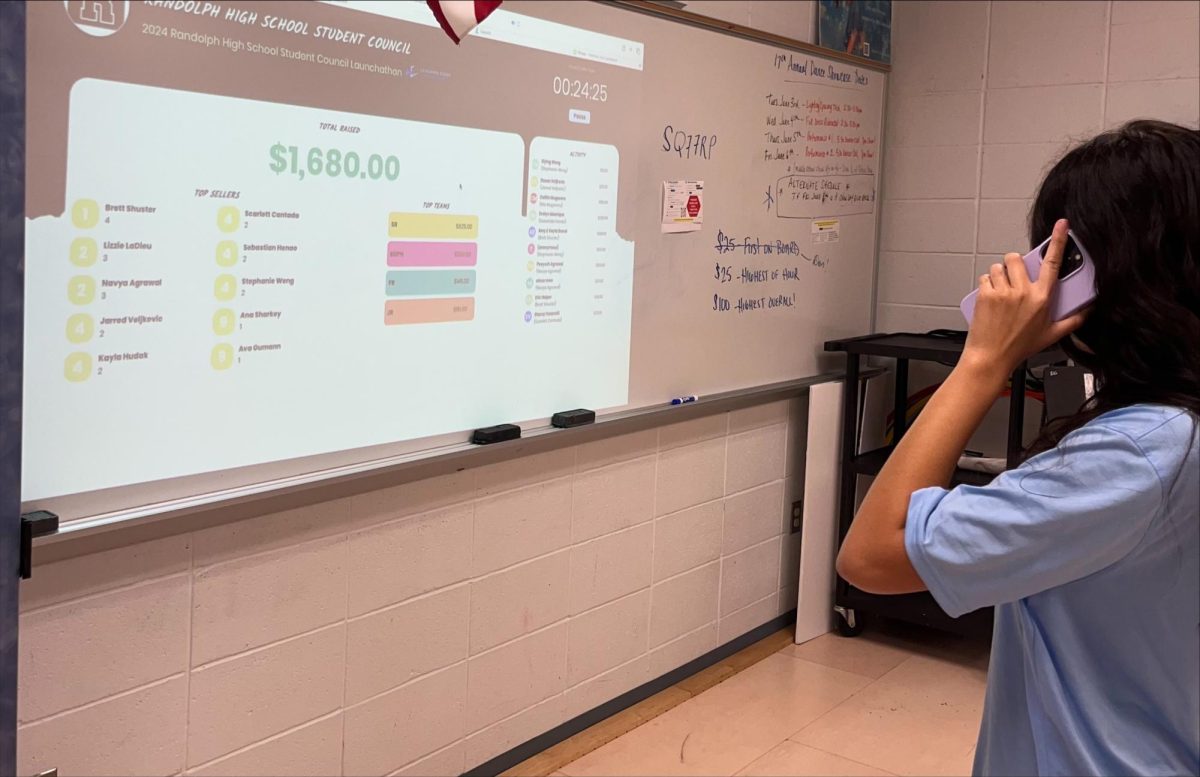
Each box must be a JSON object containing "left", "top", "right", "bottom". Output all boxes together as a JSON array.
[{"left": 823, "top": 332, "right": 1063, "bottom": 638}]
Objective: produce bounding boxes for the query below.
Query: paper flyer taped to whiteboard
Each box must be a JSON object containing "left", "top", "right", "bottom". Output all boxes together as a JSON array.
[
  {"left": 661, "top": 180, "right": 704, "bottom": 233},
  {"left": 812, "top": 218, "right": 840, "bottom": 244}
]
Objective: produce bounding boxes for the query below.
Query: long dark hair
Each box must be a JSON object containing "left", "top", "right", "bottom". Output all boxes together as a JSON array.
[{"left": 1027, "top": 120, "right": 1200, "bottom": 455}]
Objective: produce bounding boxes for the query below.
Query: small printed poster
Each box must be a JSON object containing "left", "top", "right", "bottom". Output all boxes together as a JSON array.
[
  {"left": 818, "top": 0, "right": 891, "bottom": 64},
  {"left": 812, "top": 218, "right": 840, "bottom": 244},
  {"left": 661, "top": 180, "right": 704, "bottom": 234}
]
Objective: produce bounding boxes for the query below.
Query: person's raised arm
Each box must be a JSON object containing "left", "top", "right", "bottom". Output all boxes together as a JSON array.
[{"left": 836, "top": 219, "right": 1085, "bottom": 593}]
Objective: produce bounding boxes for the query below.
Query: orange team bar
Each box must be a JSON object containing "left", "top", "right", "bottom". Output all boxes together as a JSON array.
[{"left": 384, "top": 297, "right": 475, "bottom": 325}]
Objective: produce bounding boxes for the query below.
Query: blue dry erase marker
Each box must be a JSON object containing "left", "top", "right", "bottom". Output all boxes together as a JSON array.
[{"left": 670, "top": 395, "right": 698, "bottom": 405}]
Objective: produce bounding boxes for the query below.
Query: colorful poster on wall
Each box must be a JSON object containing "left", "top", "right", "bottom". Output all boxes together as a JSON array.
[{"left": 818, "top": 1, "right": 891, "bottom": 64}]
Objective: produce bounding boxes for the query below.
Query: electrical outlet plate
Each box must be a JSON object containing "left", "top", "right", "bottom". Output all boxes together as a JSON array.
[{"left": 790, "top": 500, "right": 803, "bottom": 534}]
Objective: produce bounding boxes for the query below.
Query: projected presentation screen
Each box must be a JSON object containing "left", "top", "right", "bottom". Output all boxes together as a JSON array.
[{"left": 23, "top": 1, "right": 642, "bottom": 506}]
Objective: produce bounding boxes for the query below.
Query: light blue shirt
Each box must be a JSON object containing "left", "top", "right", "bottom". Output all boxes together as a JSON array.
[{"left": 905, "top": 404, "right": 1199, "bottom": 777}]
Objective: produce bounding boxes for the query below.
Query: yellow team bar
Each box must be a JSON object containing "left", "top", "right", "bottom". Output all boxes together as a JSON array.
[{"left": 388, "top": 212, "right": 479, "bottom": 239}]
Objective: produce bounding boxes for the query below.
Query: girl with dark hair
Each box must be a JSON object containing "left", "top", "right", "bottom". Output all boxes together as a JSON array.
[{"left": 837, "top": 120, "right": 1199, "bottom": 776}]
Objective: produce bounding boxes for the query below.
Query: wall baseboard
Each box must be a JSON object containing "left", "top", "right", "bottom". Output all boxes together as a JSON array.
[{"left": 466, "top": 610, "right": 799, "bottom": 777}]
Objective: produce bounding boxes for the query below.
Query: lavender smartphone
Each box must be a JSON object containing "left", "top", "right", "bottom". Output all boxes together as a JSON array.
[{"left": 960, "top": 230, "right": 1096, "bottom": 324}]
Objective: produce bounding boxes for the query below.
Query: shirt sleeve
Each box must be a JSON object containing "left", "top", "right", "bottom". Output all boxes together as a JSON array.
[{"left": 904, "top": 423, "right": 1165, "bottom": 617}]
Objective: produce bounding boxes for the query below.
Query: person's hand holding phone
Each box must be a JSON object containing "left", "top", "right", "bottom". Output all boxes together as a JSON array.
[{"left": 959, "top": 218, "right": 1087, "bottom": 386}]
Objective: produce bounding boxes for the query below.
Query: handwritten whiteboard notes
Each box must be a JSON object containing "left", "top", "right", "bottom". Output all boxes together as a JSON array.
[
  {"left": 711, "top": 228, "right": 828, "bottom": 315},
  {"left": 661, "top": 126, "right": 718, "bottom": 160},
  {"left": 764, "top": 53, "right": 880, "bottom": 220},
  {"left": 777, "top": 173, "right": 875, "bottom": 218},
  {"left": 762, "top": 96, "right": 877, "bottom": 171},
  {"left": 772, "top": 53, "right": 870, "bottom": 86}
]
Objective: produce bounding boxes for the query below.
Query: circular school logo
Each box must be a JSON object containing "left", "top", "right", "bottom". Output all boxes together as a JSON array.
[{"left": 63, "top": 1, "right": 131, "bottom": 37}]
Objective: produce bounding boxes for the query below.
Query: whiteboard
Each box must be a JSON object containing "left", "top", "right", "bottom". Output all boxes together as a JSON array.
[
  {"left": 20, "top": 0, "right": 884, "bottom": 521},
  {"left": 593, "top": 5, "right": 886, "bottom": 405}
]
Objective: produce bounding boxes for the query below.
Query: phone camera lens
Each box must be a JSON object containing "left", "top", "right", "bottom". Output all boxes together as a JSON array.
[{"left": 1059, "top": 240, "right": 1084, "bottom": 278}]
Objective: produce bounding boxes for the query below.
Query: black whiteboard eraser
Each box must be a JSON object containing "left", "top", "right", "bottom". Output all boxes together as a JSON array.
[
  {"left": 471, "top": 424, "right": 521, "bottom": 445},
  {"left": 551, "top": 409, "right": 595, "bottom": 428}
]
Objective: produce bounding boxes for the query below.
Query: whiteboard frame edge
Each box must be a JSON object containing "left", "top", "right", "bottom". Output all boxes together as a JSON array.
[
  {"left": 601, "top": 0, "right": 892, "bottom": 73},
  {"left": 35, "top": 372, "right": 893, "bottom": 561},
  {"left": 870, "top": 72, "right": 891, "bottom": 334}
]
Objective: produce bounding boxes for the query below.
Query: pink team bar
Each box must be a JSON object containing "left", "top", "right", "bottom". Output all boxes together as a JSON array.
[{"left": 387, "top": 241, "right": 477, "bottom": 267}]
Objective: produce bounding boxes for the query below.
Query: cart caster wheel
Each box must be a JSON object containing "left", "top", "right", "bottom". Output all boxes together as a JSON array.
[{"left": 835, "top": 607, "right": 865, "bottom": 637}]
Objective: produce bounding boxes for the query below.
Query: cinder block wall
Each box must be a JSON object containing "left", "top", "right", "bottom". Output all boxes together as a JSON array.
[
  {"left": 877, "top": 0, "right": 1199, "bottom": 333},
  {"left": 18, "top": 400, "right": 808, "bottom": 776}
]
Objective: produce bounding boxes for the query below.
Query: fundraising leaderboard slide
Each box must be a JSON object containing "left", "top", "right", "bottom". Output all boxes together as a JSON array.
[{"left": 23, "top": 1, "right": 643, "bottom": 500}]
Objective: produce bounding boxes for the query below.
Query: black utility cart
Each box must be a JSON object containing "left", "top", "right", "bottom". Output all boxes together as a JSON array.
[{"left": 823, "top": 332, "right": 1064, "bottom": 638}]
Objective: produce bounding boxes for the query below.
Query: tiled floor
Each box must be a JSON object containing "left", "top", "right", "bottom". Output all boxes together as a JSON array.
[{"left": 552, "top": 622, "right": 990, "bottom": 777}]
